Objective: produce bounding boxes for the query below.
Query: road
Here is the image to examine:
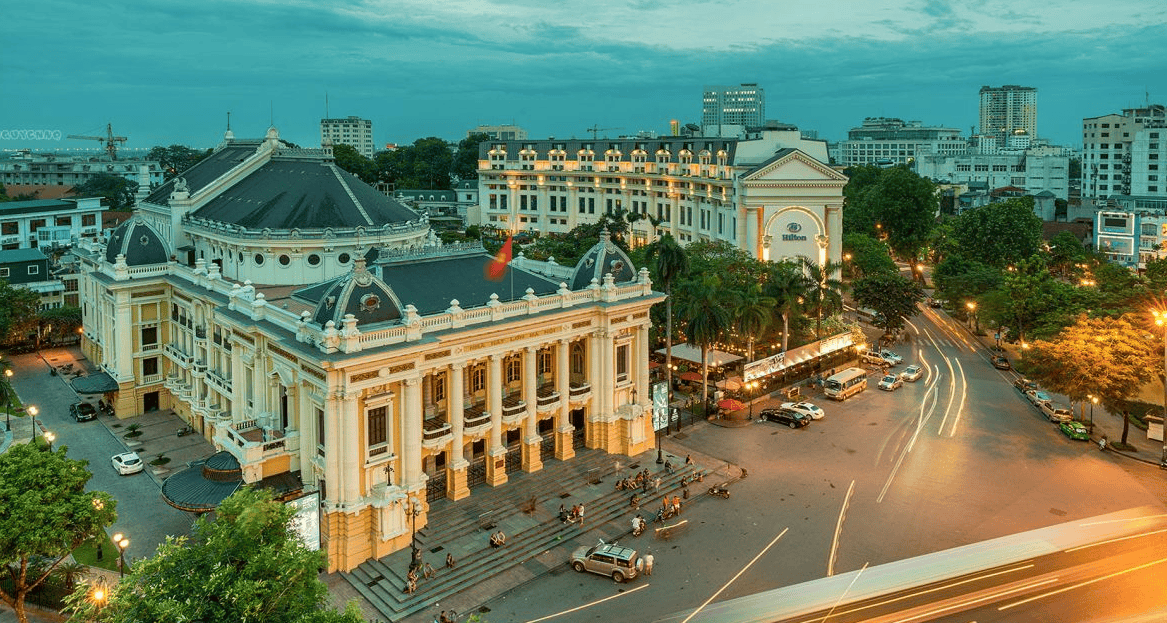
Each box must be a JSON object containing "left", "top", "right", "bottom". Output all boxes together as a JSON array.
[
  {"left": 4, "top": 351, "right": 194, "bottom": 566},
  {"left": 467, "top": 305, "right": 1167, "bottom": 623}
]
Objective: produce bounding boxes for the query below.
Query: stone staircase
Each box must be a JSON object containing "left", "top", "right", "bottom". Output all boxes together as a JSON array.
[{"left": 341, "top": 449, "right": 704, "bottom": 621}]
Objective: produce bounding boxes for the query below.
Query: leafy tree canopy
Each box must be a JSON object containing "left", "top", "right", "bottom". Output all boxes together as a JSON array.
[
  {"left": 521, "top": 212, "right": 632, "bottom": 266},
  {"left": 982, "top": 255, "right": 1075, "bottom": 342},
  {"left": 331, "top": 143, "right": 378, "bottom": 185},
  {"left": 1046, "top": 230, "right": 1088, "bottom": 278},
  {"left": 147, "top": 145, "right": 212, "bottom": 180},
  {"left": 851, "top": 272, "right": 925, "bottom": 337},
  {"left": 684, "top": 240, "right": 770, "bottom": 295},
  {"left": 451, "top": 133, "right": 490, "bottom": 182},
  {"left": 842, "top": 232, "right": 896, "bottom": 279},
  {"left": 843, "top": 166, "right": 938, "bottom": 259},
  {"left": 1021, "top": 314, "right": 1158, "bottom": 409},
  {"left": 66, "top": 487, "right": 362, "bottom": 623},
  {"left": 932, "top": 256, "right": 1003, "bottom": 306},
  {"left": 951, "top": 197, "right": 1043, "bottom": 268},
  {"left": 376, "top": 137, "right": 454, "bottom": 190},
  {"left": 70, "top": 174, "right": 138, "bottom": 210},
  {"left": 1, "top": 443, "right": 117, "bottom": 623},
  {"left": 0, "top": 280, "right": 40, "bottom": 345}
]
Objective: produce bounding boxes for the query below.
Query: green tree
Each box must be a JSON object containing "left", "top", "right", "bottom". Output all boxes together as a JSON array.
[
  {"left": 646, "top": 234, "right": 689, "bottom": 425},
  {"left": 1022, "top": 314, "right": 1158, "bottom": 443},
  {"left": 331, "top": 143, "right": 378, "bottom": 184},
  {"left": 147, "top": 145, "right": 212, "bottom": 180},
  {"left": 1145, "top": 256, "right": 1167, "bottom": 292},
  {"left": 932, "top": 256, "right": 1002, "bottom": 308},
  {"left": 1, "top": 444, "right": 117, "bottom": 623},
  {"left": 376, "top": 137, "right": 454, "bottom": 190},
  {"left": 730, "top": 283, "right": 774, "bottom": 362},
  {"left": 1046, "top": 230, "right": 1087, "bottom": 278},
  {"left": 986, "top": 255, "right": 1075, "bottom": 343},
  {"left": 844, "top": 166, "right": 937, "bottom": 258},
  {"left": 38, "top": 306, "right": 83, "bottom": 345},
  {"left": 852, "top": 272, "right": 926, "bottom": 342},
  {"left": 71, "top": 174, "right": 138, "bottom": 210},
  {"left": 0, "top": 281, "right": 40, "bottom": 346},
  {"left": 451, "top": 133, "right": 490, "bottom": 182},
  {"left": 801, "top": 257, "right": 846, "bottom": 339},
  {"left": 683, "top": 240, "right": 770, "bottom": 295},
  {"left": 951, "top": 197, "right": 1042, "bottom": 268},
  {"left": 842, "top": 232, "right": 896, "bottom": 279},
  {"left": 763, "top": 260, "right": 809, "bottom": 353},
  {"left": 65, "top": 488, "right": 362, "bottom": 623},
  {"left": 676, "top": 275, "right": 733, "bottom": 415}
]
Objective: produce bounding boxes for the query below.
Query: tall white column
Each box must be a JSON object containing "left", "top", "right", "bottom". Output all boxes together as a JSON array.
[
  {"left": 637, "top": 324, "right": 650, "bottom": 405},
  {"left": 449, "top": 363, "right": 466, "bottom": 467},
  {"left": 114, "top": 292, "right": 132, "bottom": 380},
  {"left": 341, "top": 391, "right": 360, "bottom": 504},
  {"left": 403, "top": 377, "right": 422, "bottom": 489},
  {"left": 556, "top": 339, "right": 570, "bottom": 431},
  {"left": 745, "top": 205, "right": 759, "bottom": 259},
  {"left": 523, "top": 346, "right": 537, "bottom": 440},
  {"left": 488, "top": 354, "right": 503, "bottom": 450}
]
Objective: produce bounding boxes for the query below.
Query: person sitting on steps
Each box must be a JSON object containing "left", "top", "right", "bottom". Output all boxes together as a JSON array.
[{"left": 489, "top": 530, "right": 506, "bottom": 548}]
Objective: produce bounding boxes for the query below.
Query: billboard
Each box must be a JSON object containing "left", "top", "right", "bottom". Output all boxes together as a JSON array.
[
  {"left": 285, "top": 491, "right": 321, "bottom": 551},
  {"left": 652, "top": 381, "right": 669, "bottom": 431}
]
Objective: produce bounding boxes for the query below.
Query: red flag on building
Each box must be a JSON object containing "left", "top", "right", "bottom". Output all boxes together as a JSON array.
[{"left": 485, "top": 235, "right": 513, "bottom": 281}]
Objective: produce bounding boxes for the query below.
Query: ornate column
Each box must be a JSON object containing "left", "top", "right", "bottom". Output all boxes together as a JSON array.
[
  {"left": 340, "top": 390, "right": 361, "bottom": 505},
  {"left": 637, "top": 324, "right": 650, "bottom": 408},
  {"left": 402, "top": 376, "right": 422, "bottom": 491},
  {"left": 447, "top": 362, "right": 470, "bottom": 500},
  {"left": 521, "top": 346, "right": 542, "bottom": 472},
  {"left": 555, "top": 338, "right": 574, "bottom": 460},
  {"left": 486, "top": 354, "right": 507, "bottom": 486},
  {"left": 745, "top": 204, "right": 759, "bottom": 259}
]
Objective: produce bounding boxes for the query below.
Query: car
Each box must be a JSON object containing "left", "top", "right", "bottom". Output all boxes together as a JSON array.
[
  {"left": 877, "top": 374, "right": 904, "bottom": 391},
  {"left": 570, "top": 542, "right": 641, "bottom": 583},
  {"left": 861, "top": 350, "right": 894, "bottom": 367},
  {"left": 928, "top": 298, "right": 943, "bottom": 308},
  {"left": 1059, "top": 420, "right": 1090, "bottom": 441},
  {"left": 69, "top": 402, "right": 97, "bottom": 422},
  {"left": 901, "top": 365, "right": 924, "bottom": 382},
  {"left": 759, "top": 407, "right": 810, "bottom": 428},
  {"left": 1040, "top": 401, "right": 1073, "bottom": 423},
  {"left": 1013, "top": 377, "right": 1039, "bottom": 392},
  {"left": 111, "top": 452, "right": 144, "bottom": 475},
  {"left": 780, "top": 401, "right": 824, "bottom": 420},
  {"left": 880, "top": 350, "right": 904, "bottom": 365},
  {"left": 1025, "top": 389, "right": 1052, "bottom": 407},
  {"left": 990, "top": 355, "right": 1011, "bottom": 370}
]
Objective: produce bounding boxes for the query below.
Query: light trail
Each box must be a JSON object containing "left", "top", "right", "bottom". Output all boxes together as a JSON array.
[
  {"left": 1064, "top": 527, "right": 1167, "bottom": 553},
  {"left": 997, "top": 556, "right": 1167, "bottom": 611},
  {"left": 827, "top": 480, "right": 855, "bottom": 576},
  {"left": 522, "top": 582, "right": 650, "bottom": 623},
  {"left": 889, "top": 577, "right": 1059, "bottom": 623},
  {"left": 681, "top": 528, "right": 788, "bottom": 623}
]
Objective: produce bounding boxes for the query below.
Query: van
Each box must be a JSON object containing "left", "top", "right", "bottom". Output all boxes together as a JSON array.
[{"left": 570, "top": 542, "right": 641, "bottom": 582}]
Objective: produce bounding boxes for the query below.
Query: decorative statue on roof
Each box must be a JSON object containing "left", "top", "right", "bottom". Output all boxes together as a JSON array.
[{"left": 174, "top": 177, "right": 188, "bottom": 193}]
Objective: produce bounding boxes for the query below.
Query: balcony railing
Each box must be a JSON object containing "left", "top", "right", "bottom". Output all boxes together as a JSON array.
[
  {"left": 501, "top": 394, "right": 526, "bottom": 419},
  {"left": 423, "top": 417, "right": 452, "bottom": 441},
  {"left": 569, "top": 381, "right": 592, "bottom": 398},
  {"left": 463, "top": 402, "right": 489, "bottom": 429},
  {"left": 536, "top": 383, "right": 561, "bottom": 409}
]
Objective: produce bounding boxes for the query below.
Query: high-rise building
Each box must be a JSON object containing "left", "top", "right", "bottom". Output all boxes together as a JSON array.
[
  {"left": 979, "top": 85, "right": 1037, "bottom": 142},
  {"left": 1081, "top": 104, "right": 1166, "bottom": 200},
  {"left": 702, "top": 84, "right": 766, "bottom": 132},
  {"left": 320, "top": 116, "right": 374, "bottom": 159}
]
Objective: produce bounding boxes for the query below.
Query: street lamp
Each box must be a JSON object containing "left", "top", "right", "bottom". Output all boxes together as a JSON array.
[
  {"left": 90, "top": 581, "right": 107, "bottom": 617},
  {"left": 112, "top": 533, "right": 129, "bottom": 578},
  {"left": 3, "top": 368, "right": 12, "bottom": 431},
  {"left": 405, "top": 498, "right": 422, "bottom": 570},
  {"left": 27, "top": 405, "right": 38, "bottom": 441},
  {"left": 1087, "top": 394, "right": 1098, "bottom": 431},
  {"left": 44, "top": 430, "right": 55, "bottom": 451},
  {"left": 966, "top": 301, "right": 978, "bottom": 334},
  {"left": 746, "top": 380, "right": 759, "bottom": 420},
  {"left": 1151, "top": 309, "right": 1167, "bottom": 467}
]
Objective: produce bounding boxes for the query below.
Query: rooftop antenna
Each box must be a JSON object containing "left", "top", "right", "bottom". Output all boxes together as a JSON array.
[
  {"left": 226, "top": 111, "right": 231, "bottom": 131},
  {"left": 269, "top": 101, "right": 274, "bottom": 127}
]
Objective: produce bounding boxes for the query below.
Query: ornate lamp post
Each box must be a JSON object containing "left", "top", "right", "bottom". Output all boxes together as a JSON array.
[
  {"left": 44, "top": 430, "right": 55, "bottom": 451},
  {"left": 90, "top": 581, "right": 107, "bottom": 618},
  {"left": 1151, "top": 309, "right": 1167, "bottom": 467},
  {"left": 1087, "top": 395, "right": 1098, "bottom": 431},
  {"left": 112, "top": 533, "right": 130, "bottom": 578},
  {"left": 28, "top": 405, "right": 38, "bottom": 441},
  {"left": 406, "top": 497, "right": 422, "bottom": 569},
  {"left": 3, "top": 368, "right": 12, "bottom": 432},
  {"left": 746, "top": 380, "right": 759, "bottom": 420},
  {"left": 966, "top": 301, "right": 978, "bottom": 334}
]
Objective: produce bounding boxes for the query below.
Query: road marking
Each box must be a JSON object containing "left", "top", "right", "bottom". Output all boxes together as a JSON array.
[
  {"left": 827, "top": 480, "right": 855, "bottom": 576},
  {"left": 681, "top": 528, "right": 788, "bottom": 623},
  {"left": 935, "top": 339, "right": 960, "bottom": 437},
  {"left": 997, "top": 556, "right": 1167, "bottom": 611},
  {"left": 522, "top": 582, "right": 650, "bottom": 623},
  {"left": 1064, "top": 527, "right": 1167, "bottom": 552},
  {"left": 945, "top": 358, "right": 968, "bottom": 438},
  {"left": 889, "top": 578, "right": 1059, "bottom": 623}
]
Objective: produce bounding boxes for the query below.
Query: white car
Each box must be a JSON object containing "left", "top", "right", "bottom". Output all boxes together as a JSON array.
[
  {"left": 1040, "top": 402, "right": 1073, "bottom": 423},
  {"left": 877, "top": 374, "right": 904, "bottom": 391},
  {"left": 901, "top": 365, "right": 923, "bottom": 382},
  {"left": 781, "top": 401, "right": 825, "bottom": 420},
  {"left": 111, "top": 452, "right": 144, "bottom": 475},
  {"left": 880, "top": 350, "right": 904, "bottom": 365}
]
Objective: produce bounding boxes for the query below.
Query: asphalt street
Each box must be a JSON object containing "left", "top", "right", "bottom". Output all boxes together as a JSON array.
[{"left": 470, "top": 304, "right": 1167, "bottom": 623}]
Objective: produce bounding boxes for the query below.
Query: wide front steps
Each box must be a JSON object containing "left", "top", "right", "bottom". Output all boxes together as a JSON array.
[{"left": 342, "top": 460, "right": 703, "bottom": 621}]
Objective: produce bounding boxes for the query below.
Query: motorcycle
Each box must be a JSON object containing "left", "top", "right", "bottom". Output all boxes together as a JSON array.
[
  {"left": 177, "top": 425, "right": 195, "bottom": 437},
  {"left": 708, "top": 483, "right": 731, "bottom": 499}
]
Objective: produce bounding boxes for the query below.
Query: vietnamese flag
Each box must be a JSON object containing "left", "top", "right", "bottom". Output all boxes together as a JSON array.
[{"left": 485, "top": 234, "right": 513, "bottom": 281}]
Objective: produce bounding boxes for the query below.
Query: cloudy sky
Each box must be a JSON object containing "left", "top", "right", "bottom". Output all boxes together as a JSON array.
[{"left": 3, "top": 0, "right": 1165, "bottom": 154}]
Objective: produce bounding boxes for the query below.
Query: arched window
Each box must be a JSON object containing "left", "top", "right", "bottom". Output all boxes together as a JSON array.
[
  {"left": 505, "top": 354, "right": 522, "bottom": 383},
  {"left": 570, "top": 343, "right": 585, "bottom": 376}
]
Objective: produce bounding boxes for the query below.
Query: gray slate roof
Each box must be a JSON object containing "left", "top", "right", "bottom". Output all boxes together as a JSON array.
[
  {"left": 145, "top": 141, "right": 263, "bottom": 206},
  {"left": 0, "top": 248, "right": 48, "bottom": 263},
  {"left": 190, "top": 159, "right": 418, "bottom": 230},
  {"left": 105, "top": 217, "right": 169, "bottom": 266}
]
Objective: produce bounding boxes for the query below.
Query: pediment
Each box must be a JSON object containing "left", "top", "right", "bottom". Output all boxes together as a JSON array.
[{"left": 742, "top": 150, "right": 847, "bottom": 183}]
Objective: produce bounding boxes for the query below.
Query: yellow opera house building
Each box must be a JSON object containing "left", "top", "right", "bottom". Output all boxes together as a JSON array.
[{"left": 76, "top": 128, "right": 662, "bottom": 572}]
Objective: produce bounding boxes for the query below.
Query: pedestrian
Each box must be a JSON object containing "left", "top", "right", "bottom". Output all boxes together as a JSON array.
[
  {"left": 643, "top": 553, "right": 654, "bottom": 575},
  {"left": 685, "top": 454, "right": 692, "bottom": 465},
  {"left": 672, "top": 495, "right": 681, "bottom": 515},
  {"left": 406, "top": 575, "right": 417, "bottom": 594},
  {"left": 446, "top": 553, "right": 455, "bottom": 569},
  {"left": 578, "top": 503, "right": 585, "bottom": 527},
  {"left": 423, "top": 561, "right": 436, "bottom": 580},
  {"left": 653, "top": 476, "right": 661, "bottom": 491}
]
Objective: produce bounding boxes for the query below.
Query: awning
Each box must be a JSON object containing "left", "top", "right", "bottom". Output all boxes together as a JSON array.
[
  {"left": 162, "top": 451, "right": 243, "bottom": 513},
  {"left": 71, "top": 372, "right": 120, "bottom": 394},
  {"left": 656, "top": 344, "right": 743, "bottom": 367}
]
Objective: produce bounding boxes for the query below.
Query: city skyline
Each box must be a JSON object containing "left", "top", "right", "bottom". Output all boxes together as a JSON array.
[{"left": 3, "top": 0, "right": 1166, "bottom": 153}]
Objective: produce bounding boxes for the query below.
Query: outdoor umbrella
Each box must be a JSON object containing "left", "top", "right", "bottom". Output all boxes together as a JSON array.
[{"left": 717, "top": 398, "right": 746, "bottom": 411}]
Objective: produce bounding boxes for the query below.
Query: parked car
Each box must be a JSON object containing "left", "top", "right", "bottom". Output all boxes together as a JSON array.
[
  {"left": 880, "top": 350, "right": 904, "bottom": 365},
  {"left": 1040, "top": 401, "right": 1073, "bottom": 423},
  {"left": 877, "top": 374, "right": 904, "bottom": 391},
  {"left": 780, "top": 401, "right": 825, "bottom": 420},
  {"left": 901, "top": 365, "right": 924, "bottom": 382},
  {"left": 1059, "top": 420, "right": 1090, "bottom": 441},
  {"left": 759, "top": 407, "right": 810, "bottom": 428},
  {"left": 928, "top": 298, "right": 943, "bottom": 308},
  {"left": 861, "top": 350, "right": 891, "bottom": 366},
  {"left": 111, "top": 452, "right": 144, "bottom": 475},
  {"left": 69, "top": 402, "right": 97, "bottom": 422},
  {"left": 570, "top": 542, "right": 641, "bottom": 583},
  {"left": 990, "top": 355, "right": 1011, "bottom": 370},
  {"left": 1025, "top": 389, "right": 1052, "bottom": 407},
  {"left": 1013, "top": 377, "right": 1039, "bottom": 393}
]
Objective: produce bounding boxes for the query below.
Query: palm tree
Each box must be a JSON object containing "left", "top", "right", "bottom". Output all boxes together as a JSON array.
[
  {"left": 732, "top": 283, "right": 774, "bottom": 363},
  {"left": 801, "top": 257, "right": 847, "bottom": 339},
  {"left": 676, "top": 275, "right": 732, "bottom": 418},
  {"left": 764, "top": 261, "right": 809, "bottom": 353},
  {"left": 647, "top": 234, "right": 689, "bottom": 432}
]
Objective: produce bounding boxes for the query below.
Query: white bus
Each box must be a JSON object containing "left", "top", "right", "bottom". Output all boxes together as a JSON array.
[{"left": 823, "top": 367, "right": 867, "bottom": 401}]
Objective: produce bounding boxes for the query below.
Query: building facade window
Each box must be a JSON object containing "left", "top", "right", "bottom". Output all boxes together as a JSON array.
[{"left": 367, "top": 406, "right": 388, "bottom": 447}]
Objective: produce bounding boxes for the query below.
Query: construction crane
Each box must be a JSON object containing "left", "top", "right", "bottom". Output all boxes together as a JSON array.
[
  {"left": 67, "top": 123, "right": 128, "bottom": 160},
  {"left": 586, "top": 125, "right": 623, "bottom": 139}
]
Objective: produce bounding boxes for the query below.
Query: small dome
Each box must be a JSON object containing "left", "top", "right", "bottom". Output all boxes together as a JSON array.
[
  {"left": 569, "top": 228, "right": 636, "bottom": 290},
  {"left": 309, "top": 258, "right": 403, "bottom": 327},
  {"left": 104, "top": 217, "right": 170, "bottom": 266}
]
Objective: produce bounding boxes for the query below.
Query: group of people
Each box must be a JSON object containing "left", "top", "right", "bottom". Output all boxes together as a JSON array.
[
  {"left": 406, "top": 553, "right": 457, "bottom": 595},
  {"left": 615, "top": 468, "right": 661, "bottom": 493},
  {"left": 489, "top": 530, "right": 507, "bottom": 548},
  {"left": 658, "top": 494, "right": 682, "bottom": 520},
  {"left": 558, "top": 503, "right": 586, "bottom": 525}
]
